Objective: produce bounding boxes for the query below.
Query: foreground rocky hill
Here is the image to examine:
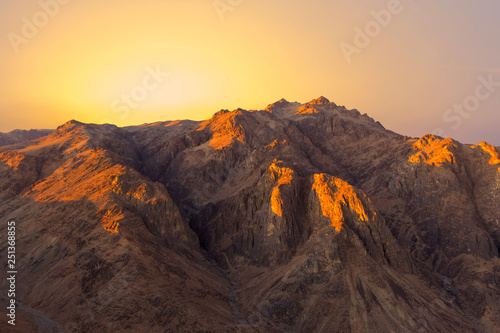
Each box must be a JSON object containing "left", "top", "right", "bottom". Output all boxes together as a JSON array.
[{"left": 1, "top": 97, "right": 499, "bottom": 332}]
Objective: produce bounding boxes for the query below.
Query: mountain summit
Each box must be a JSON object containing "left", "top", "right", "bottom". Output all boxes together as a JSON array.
[{"left": 1, "top": 97, "right": 499, "bottom": 332}]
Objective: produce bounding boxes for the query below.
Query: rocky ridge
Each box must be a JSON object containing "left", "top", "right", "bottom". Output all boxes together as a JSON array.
[
  {"left": 0, "top": 129, "right": 52, "bottom": 148},
  {"left": 0, "top": 97, "right": 499, "bottom": 332}
]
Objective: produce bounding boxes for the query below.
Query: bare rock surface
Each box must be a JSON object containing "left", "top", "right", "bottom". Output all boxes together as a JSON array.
[{"left": 1, "top": 98, "right": 499, "bottom": 332}]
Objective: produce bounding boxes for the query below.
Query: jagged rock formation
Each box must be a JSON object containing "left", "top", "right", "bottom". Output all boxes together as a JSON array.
[{"left": 1, "top": 97, "right": 499, "bottom": 332}]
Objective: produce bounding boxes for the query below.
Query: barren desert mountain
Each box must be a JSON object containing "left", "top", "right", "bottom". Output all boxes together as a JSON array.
[
  {"left": 0, "top": 129, "right": 52, "bottom": 148},
  {"left": 1, "top": 97, "right": 500, "bottom": 332}
]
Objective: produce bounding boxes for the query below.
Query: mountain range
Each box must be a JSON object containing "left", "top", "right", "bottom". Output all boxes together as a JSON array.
[{"left": 1, "top": 97, "right": 499, "bottom": 332}]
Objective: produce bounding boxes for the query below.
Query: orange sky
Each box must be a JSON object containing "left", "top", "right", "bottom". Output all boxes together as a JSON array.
[{"left": 1, "top": 0, "right": 499, "bottom": 144}]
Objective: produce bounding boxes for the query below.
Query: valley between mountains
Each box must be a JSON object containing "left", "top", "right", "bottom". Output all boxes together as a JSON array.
[{"left": 1, "top": 97, "right": 500, "bottom": 332}]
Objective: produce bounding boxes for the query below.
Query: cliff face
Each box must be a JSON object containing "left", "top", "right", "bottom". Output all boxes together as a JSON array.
[{"left": 1, "top": 98, "right": 499, "bottom": 332}]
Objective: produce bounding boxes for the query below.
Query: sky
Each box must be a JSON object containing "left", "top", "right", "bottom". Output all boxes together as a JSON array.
[{"left": 0, "top": 0, "right": 499, "bottom": 145}]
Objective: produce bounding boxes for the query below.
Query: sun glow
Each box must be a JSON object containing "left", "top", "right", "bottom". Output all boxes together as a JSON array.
[{"left": 1, "top": 1, "right": 500, "bottom": 145}]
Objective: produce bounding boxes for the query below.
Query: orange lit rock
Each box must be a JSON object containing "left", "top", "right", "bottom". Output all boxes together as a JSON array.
[
  {"left": 309, "top": 96, "right": 330, "bottom": 105},
  {"left": 295, "top": 106, "right": 320, "bottom": 115},
  {"left": 472, "top": 141, "right": 500, "bottom": 166},
  {"left": 198, "top": 110, "right": 246, "bottom": 150},
  {"left": 265, "top": 139, "right": 286, "bottom": 149},
  {"left": 409, "top": 134, "right": 456, "bottom": 167},
  {"left": 0, "top": 151, "right": 26, "bottom": 170},
  {"left": 100, "top": 205, "right": 123, "bottom": 233},
  {"left": 270, "top": 187, "right": 284, "bottom": 217},
  {"left": 295, "top": 96, "right": 334, "bottom": 115},
  {"left": 269, "top": 160, "right": 294, "bottom": 217},
  {"left": 312, "top": 174, "right": 372, "bottom": 232}
]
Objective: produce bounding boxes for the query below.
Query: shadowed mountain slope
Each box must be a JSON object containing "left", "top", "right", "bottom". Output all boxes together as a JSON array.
[{"left": 0, "top": 129, "right": 53, "bottom": 148}]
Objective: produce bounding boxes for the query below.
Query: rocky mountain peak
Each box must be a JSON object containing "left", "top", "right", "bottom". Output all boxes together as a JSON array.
[
  {"left": 264, "top": 98, "right": 293, "bottom": 114},
  {"left": 295, "top": 97, "right": 338, "bottom": 116},
  {"left": 473, "top": 141, "right": 500, "bottom": 170},
  {"left": 50, "top": 119, "right": 88, "bottom": 139},
  {"left": 408, "top": 134, "right": 458, "bottom": 167},
  {"left": 309, "top": 96, "right": 331, "bottom": 105},
  {"left": 58, "top": 119, "right": 84, "bottom": 129},
  {"left": 1, "top": 98, "right": 500, "bottom": 332}
]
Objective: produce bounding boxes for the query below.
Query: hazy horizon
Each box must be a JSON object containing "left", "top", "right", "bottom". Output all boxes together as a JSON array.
[{"left": 1, "top": 0, "right": 500, "bottom": 145}]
